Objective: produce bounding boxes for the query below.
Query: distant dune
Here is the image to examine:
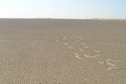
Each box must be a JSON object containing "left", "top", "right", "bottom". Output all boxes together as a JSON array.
[{"left": 90, "top": 18, "right": 126, "bottom": 21}]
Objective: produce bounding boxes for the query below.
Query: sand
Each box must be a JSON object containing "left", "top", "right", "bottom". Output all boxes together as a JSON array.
[{"left": 0, "top": 19, "right": 126, "bottom": 84}]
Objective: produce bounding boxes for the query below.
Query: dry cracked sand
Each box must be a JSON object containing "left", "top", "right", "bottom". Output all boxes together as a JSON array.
[{"left": 0, "top": 19, "right": 126, "bottom": 84}]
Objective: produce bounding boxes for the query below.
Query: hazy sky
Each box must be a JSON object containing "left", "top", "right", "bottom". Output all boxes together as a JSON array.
[{"left": 0, "top": 0, "right": 126, "bottom": 19}]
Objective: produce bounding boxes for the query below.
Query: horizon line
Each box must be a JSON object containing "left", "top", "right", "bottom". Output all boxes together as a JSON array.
[{"left": 0, "top": 18, "right": 126, "bottom": 21}]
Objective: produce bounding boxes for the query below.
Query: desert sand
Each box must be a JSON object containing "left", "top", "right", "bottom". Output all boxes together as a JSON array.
[{"left": 0, "top": 19, "right": 126, "bottom": 84}]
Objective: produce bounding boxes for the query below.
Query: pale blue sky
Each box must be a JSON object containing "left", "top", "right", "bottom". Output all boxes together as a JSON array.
[{"left": 0, "top": 0, "right": 126, "bottom": 19}]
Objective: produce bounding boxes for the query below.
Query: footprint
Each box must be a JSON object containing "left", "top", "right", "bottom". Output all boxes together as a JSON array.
[{"left": 75, "top": 52, "right": 82, "bottom": 60}]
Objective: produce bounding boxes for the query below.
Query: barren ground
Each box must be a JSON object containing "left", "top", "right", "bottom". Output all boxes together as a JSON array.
[{"left": 0, "top": 19, "right": 126, "bottom": 84}]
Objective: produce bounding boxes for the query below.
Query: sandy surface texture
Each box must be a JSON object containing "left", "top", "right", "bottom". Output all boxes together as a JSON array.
[{"left": 0, "top": 19, "right": 126, "bottom": 84}]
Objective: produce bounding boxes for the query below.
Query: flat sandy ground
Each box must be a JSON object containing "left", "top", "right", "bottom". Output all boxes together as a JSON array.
[{"left": 0, "top": 19, "right": 126, "bottom": 84}]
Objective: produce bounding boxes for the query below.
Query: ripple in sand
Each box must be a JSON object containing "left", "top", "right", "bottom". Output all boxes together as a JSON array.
[
  {"left": 105, "top": 59, "right": 121, "bottom": 70},
  {"left": 63, "top": 43, "right": 69, "bottom": 46},
  {"left": 79, "top": 38, "right": 83, "bottom": 41},
  {"left": 66, "top": 34, "right": 69, "bottom": 37},
  {"left": 83, "top": 54, "right": 90, "bottom": 58},
  {"left": 81, "top": 42, "right": 86, "bottom": 46},
  {"left": 56, "top": 40, "right": 59, "bottom": 42},
  {"left": 98, "top": 60, "right": 104, "bottom": 64},
  {"left": 106, "top": 59, "right": 122, "bottom": 63},
  {"left": 84, "top": 46, "right": 89, "bottom": 49},
  {"left": 83, "top": 54, "right": 100, "bottom": 58},
  {"left": 75, "top": 52, "right": 82, "bottom": 60},
  {"left": 107, "top": 66, "right": 120, "bottom": 71},
  {"left": 106, "top": 61, "right": 117, "bottom": 67},
  {"left": 76, "top": 35, "right": 81, "bottom": 39},
  {"left": 68, "top": 46, "right": 73, "bottom": 49},
  {"left": 94, "top": 50, "right": 100, "bottom": 53},
  {"left": 79, "top": 48, "right": 85, "bottom": 52},
  {"left": 63, "top": 36, "right": 66, "bottom": 40},
  {"left": 98, "top": 59, "right": 122, "bottom": 70}
]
